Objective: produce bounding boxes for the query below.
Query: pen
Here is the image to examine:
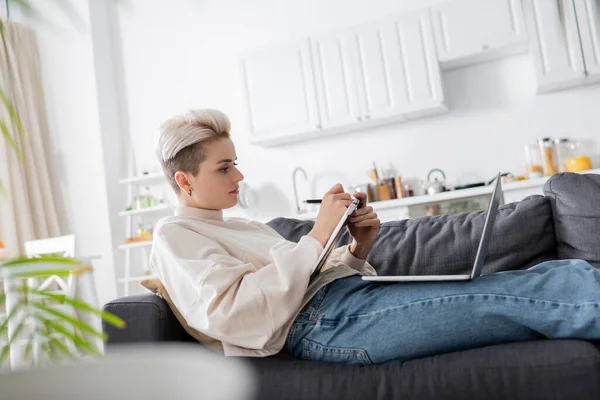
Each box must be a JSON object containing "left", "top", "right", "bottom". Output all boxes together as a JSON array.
[{"left": 303, "top": 199, "right": 322, "bottom": 204}]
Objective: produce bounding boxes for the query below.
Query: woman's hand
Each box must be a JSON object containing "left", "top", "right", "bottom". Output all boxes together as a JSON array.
[
  {"left": 347, "top": 192, "right": 380, "bottom": 260},
  {"left": 309, "top": 184, "right": 353, "bottom": 247}
]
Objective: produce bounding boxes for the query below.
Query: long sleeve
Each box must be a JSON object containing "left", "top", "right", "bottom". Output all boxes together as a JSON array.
[
  {"left": 327, "top": 245, "right": 378, "bottom": 276},
  {"left": 150, "top": 222, "right": 323, "bottom": 350}
]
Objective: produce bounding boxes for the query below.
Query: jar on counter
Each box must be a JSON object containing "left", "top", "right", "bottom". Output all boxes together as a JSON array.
[
  {"left": 538, "top": 137, "right": 557, "bottom": 176},
  {"left": 524, "top": 144, "right": 543, "bottom": 179},
  {"left": 554, "top": 138, "right": 570, "bottom": 173},
  {"left": 564, "top": 140, "right": 593, "bottom": 172}
]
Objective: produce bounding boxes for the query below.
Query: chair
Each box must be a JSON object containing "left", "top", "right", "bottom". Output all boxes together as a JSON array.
[{"left": 3, "top": 235, "right": 89, "bottom": 370}]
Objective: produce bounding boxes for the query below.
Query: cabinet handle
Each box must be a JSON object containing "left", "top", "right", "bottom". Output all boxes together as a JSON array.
[
  {"left": 356, "top": 116, "right": 363, "bottom": 121},
  {"left": 364, "top": 115, "right": 371, "bottom": 120},
  {"left": 315, "top": 124, "right": 321, "bottom": 129},
  {"left": 481, "top": 44, "right": 489, "bottom": 51}
]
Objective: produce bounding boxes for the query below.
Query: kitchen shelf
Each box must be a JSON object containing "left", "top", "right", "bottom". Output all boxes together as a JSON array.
[
  {"left": 118, "top": 241, "right": 153, "bottom": 250},
  {"left": 119, "top": 172, "right": 165, "bottom": 185},
  {"left": 118, "top": 204, "right": 171, "bottom": 217},
  {"left": 288, "top": 168, "right": 600, "bottom": 220}
]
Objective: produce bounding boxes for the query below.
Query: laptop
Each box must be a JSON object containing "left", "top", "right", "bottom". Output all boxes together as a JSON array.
[
  {"left": 362, "top": 172, "right": 503, "bottom": 283},
  {"left": 310, "top": 196, "right": 361, "bottom": 281}
]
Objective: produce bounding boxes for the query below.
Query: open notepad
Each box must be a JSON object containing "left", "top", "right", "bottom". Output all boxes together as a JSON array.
[{"left": 309, "top": 197, "right": 361, "bottom": 281}]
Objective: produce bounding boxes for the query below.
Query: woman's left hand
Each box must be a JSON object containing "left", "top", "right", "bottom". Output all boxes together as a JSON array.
[{"left": 347, "top": 192, "right": 380, "bottom": 259}]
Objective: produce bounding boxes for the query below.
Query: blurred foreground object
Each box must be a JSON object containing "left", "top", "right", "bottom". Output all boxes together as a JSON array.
[{"left": 0, "top": 343, "right": 256, "bottom": 400}]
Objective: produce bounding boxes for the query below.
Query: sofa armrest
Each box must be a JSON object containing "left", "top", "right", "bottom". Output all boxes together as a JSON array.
[{"left": 102, "top": 293, "right": 195, "bottom": 344}]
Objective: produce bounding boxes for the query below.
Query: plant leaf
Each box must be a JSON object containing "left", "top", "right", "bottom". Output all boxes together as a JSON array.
[
  {"left": 23, "top": 336, "right": 34, "bottom": 362},
  {"left": 0, "top": 318, "right": 28, "bottom": 364},
  {"left": 33, "top": 289, "right": 126, "bottom": 329},
  {"left": 48, "top": 336, "right": 78, "bottom": 361},
  {"left": 1, "top": 256, "right": 85, "bottom": 279},
  {"left": 32, "top": 301, "right": 107, "bottom": 341},
  {"left": 0, "top": 85, "right": 26, "bottom": 143},
  {"left": 0, "top": 301, "right": 22, "bottom": 338},
  {"left": 0, "top": 118, "right": 23, "bottom": 163},
  {"left": 42, "top": 318, "right": 102, "bottom": 357},
  {"left": 2, "top": 255, "right": 80, "bottom": 267}
]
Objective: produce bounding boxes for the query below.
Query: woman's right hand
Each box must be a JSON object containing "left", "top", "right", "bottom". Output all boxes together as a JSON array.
[{"left": 309, "top": 184, "right": 353, "bottom": 247}]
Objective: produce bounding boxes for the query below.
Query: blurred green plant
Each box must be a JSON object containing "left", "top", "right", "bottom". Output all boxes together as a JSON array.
[
  {"left": 0, "top": 256, "right": 126, "bottom": 369},
  {"left": 0, "top": 0, "right": 125, "bottom": 370}
]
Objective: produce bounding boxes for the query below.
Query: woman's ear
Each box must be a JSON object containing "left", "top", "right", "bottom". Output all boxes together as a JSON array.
[{"left": 174, "top": 171, "right": 190, "bottom": 193}]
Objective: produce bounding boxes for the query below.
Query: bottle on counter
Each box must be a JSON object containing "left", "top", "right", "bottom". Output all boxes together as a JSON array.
[{"left": 538, "top": 137, "right": 557, "bottom": 176}]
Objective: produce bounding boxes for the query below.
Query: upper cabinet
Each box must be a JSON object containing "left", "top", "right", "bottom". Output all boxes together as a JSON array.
[
  {"left": 310, "top": 32, "right": 362, "bottom": 130},
  {"left": 354, "top": 10, "right": 446, "bottom": 120},
  {"left": 523, "top": 0, "right": 600, "bottom": 93},
  {"left": 243, "top": 10, "right": 446, "bottom": 146},
  {"left": 241, "top": 40, "right": 320, "bottom": 142},
  {"left": 523, "top": 0, "right": 586, "bottom": 93},
  {"left": 430, "top": 0, "right": 527, "bottom": 69},
  {"left": 310, "top": 8, "right": 446, "bottom": 132},
  {"left": 573, "top": 0, "right": 600, "bottom": 84}
]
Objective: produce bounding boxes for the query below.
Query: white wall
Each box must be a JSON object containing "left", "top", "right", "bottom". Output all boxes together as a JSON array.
[
  {"left": 16, "top": 0, "right": 117, "bottom": 304},
  {"left": 114, "top": 0, "right": 600, "bottom": 222}
]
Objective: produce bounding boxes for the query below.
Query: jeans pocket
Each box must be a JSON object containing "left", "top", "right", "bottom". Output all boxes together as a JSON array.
[{"left": 301, "top": 338, "right": 373, "bottom": 365}]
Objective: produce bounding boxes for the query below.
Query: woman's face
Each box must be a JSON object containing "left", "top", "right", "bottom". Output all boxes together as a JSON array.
[{"left": 178, "top": 138, "right": 244, "bottom": 210}]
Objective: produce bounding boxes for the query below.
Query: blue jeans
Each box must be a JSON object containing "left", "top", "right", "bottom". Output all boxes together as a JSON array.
[{"left": 283, "top": 259, "right": 600, "bottom": 365}]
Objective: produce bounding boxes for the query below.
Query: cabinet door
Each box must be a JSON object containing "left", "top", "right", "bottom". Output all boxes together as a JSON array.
[
  {"left": 523, "top": 0, "right": 586, "bottom": 93},
  {"left": 574, "top": 0, "right": 600, "bottom": 84},
  {"left": 241, "top": 40, "right": 320, "bottom": 140},
  {"left": 430, "top": 0, "right": 526, "bottom": 68},
  {"left": 351, "top": 22, "right": 407, "bottom": 121},
  {"left": 310, "top": 33, "right": 361, "bottom": 129},
  {"left": 352, "top": 10, "right": 446, "bottom": 121},
  {"left": 389, "top": 10, "right": 446, "bottom": 119}
]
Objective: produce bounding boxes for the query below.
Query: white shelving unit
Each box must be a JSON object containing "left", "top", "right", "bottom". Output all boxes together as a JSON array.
[{"left": 118, "top": 165, "right": 172, "bottom": 296}]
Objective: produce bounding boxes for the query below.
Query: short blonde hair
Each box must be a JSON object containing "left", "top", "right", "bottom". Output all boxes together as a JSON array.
[{"left": 155, "top": 109, "right": 231, "bottom": 193}]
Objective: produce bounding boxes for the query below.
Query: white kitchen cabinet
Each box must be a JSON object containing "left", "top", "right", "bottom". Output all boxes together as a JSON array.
[
  {"left": 354, "top": 10, "right": 446, "bottom": 120},
  {"left": 241, "top": 39, "right": 320, "bottom": 141},
  {"left": 523, "top": 0, "right": 586, "bottom": 93},
  {"left": 430, "top": 0, "right": 527, "bottom": 69},
  {"left": 310, "top": 9, "right": 445, "bottom": 130},
  {"left": 310, "top": 33, "right": 362, "bottom": 129},
  {"left": 573, "top": 0, "right": 600, "bottom": 84}
]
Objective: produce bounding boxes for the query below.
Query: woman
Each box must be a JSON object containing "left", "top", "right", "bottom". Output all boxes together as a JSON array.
[{"left": 150, "top": 109, "right": 600, "bottom": 364}]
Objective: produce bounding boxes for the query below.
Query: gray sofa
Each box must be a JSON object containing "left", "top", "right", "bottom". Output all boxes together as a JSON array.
[{"left": 103, "top": 172, "right": 600, "bottom": 399}]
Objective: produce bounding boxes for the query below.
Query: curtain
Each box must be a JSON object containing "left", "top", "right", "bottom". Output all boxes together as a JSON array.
[{"left": 0, "top": 18, "right": 61, "bottom": 257}]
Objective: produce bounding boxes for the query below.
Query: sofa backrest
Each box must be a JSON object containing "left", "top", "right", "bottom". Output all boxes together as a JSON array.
[
  {"left": 543, "top": 172, "right": 600, "bottom": 268},
  {"left": 267, "top": 194, "right": 556, "bottom": 276}
]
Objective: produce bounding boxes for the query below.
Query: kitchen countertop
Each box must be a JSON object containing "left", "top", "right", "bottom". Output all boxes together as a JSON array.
[{"left": 285, "top": 168, "right": 600, "bottom": 220}]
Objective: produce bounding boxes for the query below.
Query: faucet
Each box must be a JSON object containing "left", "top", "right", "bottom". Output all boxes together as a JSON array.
[{"left": 292, "top": 167, "right": 308, "bottom": 214}]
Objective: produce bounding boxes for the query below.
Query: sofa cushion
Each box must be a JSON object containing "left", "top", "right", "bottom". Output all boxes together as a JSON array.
[
  {"left": 140, "top": 278, "right": 223, "bottom": 352},
  {"left": 267, "top": 195, "right": 556, "bottom": 276},
  {"left": 543, "top": 172, "right": 600, "bottom": 268},
  {"left": 248, "top": 340, "right": 600, "bottom": 400}
]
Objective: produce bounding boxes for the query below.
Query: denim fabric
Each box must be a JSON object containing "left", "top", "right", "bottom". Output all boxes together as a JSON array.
[{"left": 284, "top": 259, "right": 600, "bottom": 365}]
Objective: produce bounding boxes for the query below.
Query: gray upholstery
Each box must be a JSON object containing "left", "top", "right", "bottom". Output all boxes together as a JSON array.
[
  {"left": 267, "top": 195, "right": 556, "bottom": 276},
  {"left": 103, "top": 172, "right": 600, "bottom": 399},
  {"left": 543, "top": 172, "right": 600, "bottom": 268},
  {"left": 247, "top": 340, "right": 600, "bottom": 400}
]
